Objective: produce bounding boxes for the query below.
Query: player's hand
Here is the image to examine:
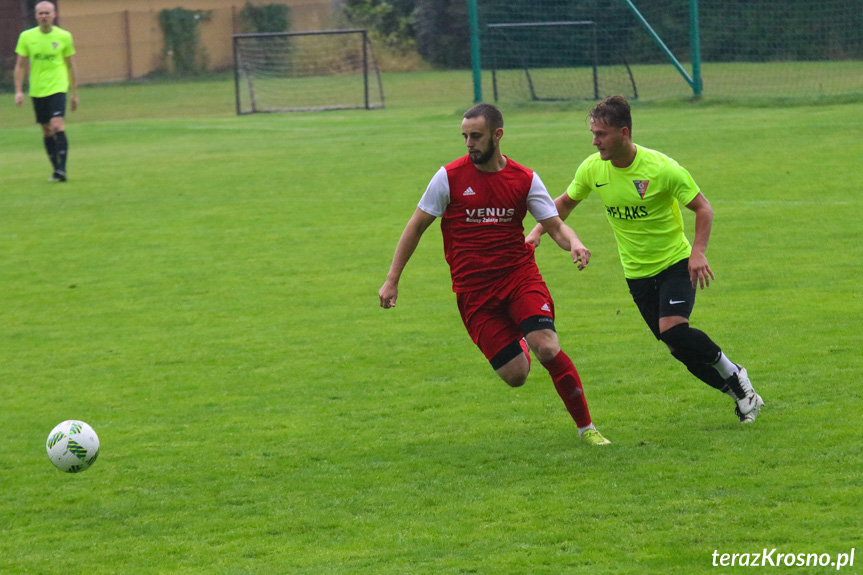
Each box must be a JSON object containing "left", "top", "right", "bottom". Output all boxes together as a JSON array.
[
  {"left": 379, "top": 280, "right": 398, "bottom": 308},
  {"left": 689, "top": 252, "right": 714, "bottom": 289},
  {"left": 70, "top": 94, "right": 78, "bottom": 112},
  {"left": 571, "top": 242, "right": 590, "bottom": 271},
  {"left": 525, "top": 230, "right": 541, "bottom": 248},
  {"left": 15, "top": 92, "right": 24, "bottom": 107}
]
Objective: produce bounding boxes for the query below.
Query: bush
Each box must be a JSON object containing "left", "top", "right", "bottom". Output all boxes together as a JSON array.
[
  {"left": 158, "top": 8, "right": 213, "bottom": 75},
  {"left": 0, "top": 56, "right": 15, "bottom": 92},
  {"left": 413, "top": 0, "right": 469, "bottom": 68},
  {"left": 239, "top": 2, "right": 291, "bottom": 34},
  {"left": 342, "top": 0, "right": 416, "bottom": 54}
]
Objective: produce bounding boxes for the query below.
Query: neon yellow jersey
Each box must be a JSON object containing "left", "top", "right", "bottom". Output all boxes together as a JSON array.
[
  {"left": 567, "top": 144, "right": 700, "bottom": 279},
  {"left": 15, "top": 26, "right": 75, "bottom": 97}
]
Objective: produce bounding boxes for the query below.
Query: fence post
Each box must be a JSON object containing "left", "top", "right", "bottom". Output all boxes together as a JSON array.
[
  {"left": 689, "top": 0, "right": 702, "bottom": 96},
  {"left": 124, "top": 10, "right": 133, "bottom": 79},
  {"left": 467, "top": 0, "right": 482, "bottom": 103}
]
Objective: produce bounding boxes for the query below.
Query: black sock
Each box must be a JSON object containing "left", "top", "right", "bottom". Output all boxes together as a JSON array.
[
  {"left": 661, "top": 323, "right": 744, "bottom": 396},
  {"left": 44, "top": 136, "right": 58, "bottom": 169},
  {"left": 659, "top": 323, "right": 721, "bottom": 364},
  {"left": 683, "top": 327, "right": 722, "bottom": 364},
  {"left": 670, "top": 348, "right": 729, "bottom": 392},
  {"left": 54, "top": 131, "right": 68, "bottom": 173}
]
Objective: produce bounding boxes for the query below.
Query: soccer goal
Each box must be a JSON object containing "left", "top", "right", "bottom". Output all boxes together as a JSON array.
[
  {"left": 233, "top": 29, "right": 385, "bottom": 114},
  {"left": 485, "top": 21, "right": 638, "bottom": 102}
]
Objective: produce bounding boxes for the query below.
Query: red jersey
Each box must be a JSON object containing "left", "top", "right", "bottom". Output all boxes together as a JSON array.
[{"left": 417, "top": 155, "right": 558, "bottom": 292}]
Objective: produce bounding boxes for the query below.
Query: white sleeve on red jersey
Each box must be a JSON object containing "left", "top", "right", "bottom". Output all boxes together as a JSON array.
[
  {"left": 417, "top": 167, "right": 450, "bottom": 217},
  {"left": 526, "top": 172, "right": 559, "bottom": 221}
]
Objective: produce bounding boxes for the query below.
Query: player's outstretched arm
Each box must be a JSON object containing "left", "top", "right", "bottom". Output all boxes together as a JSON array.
[
  {"left": 379, "top": 208, "right": 437, "bottom": 308},
  {"left": 526, "top": 195, "right": 581, "bottom": 247},
  {"left": 538, "top": 215, "right": 591, "bottom": 271},
  {"left": 684, "top": 192, "right": 715, "bottom": 289}
]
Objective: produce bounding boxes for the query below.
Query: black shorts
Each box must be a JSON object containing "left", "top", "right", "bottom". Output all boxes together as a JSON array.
[
  {"left": 32, "top": 93, "right": 66, "bottom": 125},
  {"left": 626, "top": 258, "right": 695, "bottom": 339}
]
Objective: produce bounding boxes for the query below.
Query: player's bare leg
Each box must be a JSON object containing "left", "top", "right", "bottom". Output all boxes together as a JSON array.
[{"left": 495, "top": 347, "right": 530, "bottom": 388}]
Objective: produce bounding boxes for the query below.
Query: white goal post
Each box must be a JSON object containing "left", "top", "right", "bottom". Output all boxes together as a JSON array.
[{"left": 233, "top": 29, "right": 385, "bottom": 114}]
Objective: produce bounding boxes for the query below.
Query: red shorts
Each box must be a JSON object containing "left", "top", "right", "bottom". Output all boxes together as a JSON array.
[{"left": 456, "top": 266, "right": 555, "bottom": 362}]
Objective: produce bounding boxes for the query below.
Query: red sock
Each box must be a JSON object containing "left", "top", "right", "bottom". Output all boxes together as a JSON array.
[{"left": 541, "top": 350, "right": 592, "bottom": 428}]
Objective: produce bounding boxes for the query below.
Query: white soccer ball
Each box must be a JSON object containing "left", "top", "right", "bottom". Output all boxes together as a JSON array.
[{"left": 46, "top": 420, "right": 100, "bottom": 473}]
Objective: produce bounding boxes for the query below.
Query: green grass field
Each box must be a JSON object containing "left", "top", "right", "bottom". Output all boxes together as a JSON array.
[{"left": 1, "top": 70, "right": 862, "bottom": 574}]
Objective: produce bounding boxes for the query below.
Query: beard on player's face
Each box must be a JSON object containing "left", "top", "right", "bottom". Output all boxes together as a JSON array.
[{"left": 469, "top": 138, "right": 496, "bottom": 165}]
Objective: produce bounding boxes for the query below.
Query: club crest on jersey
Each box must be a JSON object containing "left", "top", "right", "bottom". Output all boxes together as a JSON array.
[
  {"left": 52, "top": 42, "right": 59, "bottom": 49},
  {"left": 633, "top": 180, "right": 649, "bottom": 199}
]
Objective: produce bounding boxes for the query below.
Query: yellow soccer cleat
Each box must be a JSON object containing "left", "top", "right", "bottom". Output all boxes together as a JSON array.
[{"left": 581, "top": 428, "right": 611, "bottom": 446}]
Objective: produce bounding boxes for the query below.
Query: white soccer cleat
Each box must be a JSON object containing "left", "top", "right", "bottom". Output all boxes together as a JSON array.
[
  {"left": 732, "top": 366, "right": 763, "bottom": 422},
  {"left": 736, "top": 366, "right": 754, "bottom": 396},
  {"left": 735, "top": 392, "right": 764, "bottom": 423}
]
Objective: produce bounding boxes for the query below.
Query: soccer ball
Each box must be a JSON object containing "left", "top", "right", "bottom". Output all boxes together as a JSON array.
[{"left": 46, "top": 420, "right": 100, "bottom": 473}]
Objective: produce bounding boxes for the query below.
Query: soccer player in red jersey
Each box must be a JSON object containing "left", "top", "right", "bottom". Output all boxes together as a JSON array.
[{"left": 379, "top": 103, "right": 610, "bottom": 446}]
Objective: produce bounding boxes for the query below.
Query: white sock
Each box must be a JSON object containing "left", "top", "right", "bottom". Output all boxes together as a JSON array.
[
  {"left": 710, "top": 352, "right": 738, "bottom": 379},
  {"left": 578, "top": 424, "right": 596, "bottom": 437}
]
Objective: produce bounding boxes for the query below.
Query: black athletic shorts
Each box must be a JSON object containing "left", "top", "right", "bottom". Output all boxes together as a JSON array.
[
  {"left": 626, "top": 258, "right": 696, "bottom": 339},
  {"left": 32, "top": 92, "right": 66, "bottom": 125}
]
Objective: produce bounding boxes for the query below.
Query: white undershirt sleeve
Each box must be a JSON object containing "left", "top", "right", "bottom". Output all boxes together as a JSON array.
[
  {"left": 526, "top": 173, "right": 559, "bottom": 221},
  {"left": 417, "top": 167, "right": 450, "bottom": 217}
]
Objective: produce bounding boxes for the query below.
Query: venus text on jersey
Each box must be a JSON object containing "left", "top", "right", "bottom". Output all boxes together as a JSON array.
[{"left": 465, "top": 207, "right": 516, "bottom": 224}]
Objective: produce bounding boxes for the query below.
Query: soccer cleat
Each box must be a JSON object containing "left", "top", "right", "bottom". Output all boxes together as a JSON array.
[
  {"left": 50, "top": 170, "right": 67, "bottom": 182},
  {"left": 735, "top": 366, "right": 754, "bottom": 396},
  {"left": 581, "top": 428, "right": 611, "bottom": 446},
  {"left": 728, "top": 366, "right": 763, "bottom": 422},
  {"left": 735, "top": 392, "right": 764, "bottom": 423}
]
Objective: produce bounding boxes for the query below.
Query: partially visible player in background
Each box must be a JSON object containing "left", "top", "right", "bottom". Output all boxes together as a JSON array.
[
  {"left": 527, "top": 95, "right": 763, "bottom": 423},
  {"left": 379, "top": 103, "right": 611, "bottom": 446},
  {"left": 14, "top": 1, "right": 78, "bottom": 182}
]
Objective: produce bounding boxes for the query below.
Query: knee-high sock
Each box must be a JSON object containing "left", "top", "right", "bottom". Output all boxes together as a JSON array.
[
  {"left": 54, "top": 131, "right": 68, "bottom": 173},
  {"left": 660, "top": 324, "right": 743, "bottom": 397},
  {"left": 541, "top": 350, "right": 591, "bottom": 428},
  {"left": 670, "top": 348, "right": 729, "bottom": 392},
  {"left": 43, "top": 136, "right": 58, "bottom": 169}
]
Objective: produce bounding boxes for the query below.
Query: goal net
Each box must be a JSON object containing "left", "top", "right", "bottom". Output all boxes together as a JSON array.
[
  {"left": 486, "top": 21, "right": 637, "bottom": 103},
  {"left": 478, "top": 0, "right": 863, "bottom": 103},
  {"left": 233, "top": 29, "right": 385, "bottom": 114}
]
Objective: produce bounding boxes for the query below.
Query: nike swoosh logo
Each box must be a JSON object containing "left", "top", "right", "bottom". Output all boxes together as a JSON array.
[
  {"left": 595, "top": 182, "right": 609, "bottom": 187},
  {"left": 669, "top": 299, "right": 686, "bottom": 305}
]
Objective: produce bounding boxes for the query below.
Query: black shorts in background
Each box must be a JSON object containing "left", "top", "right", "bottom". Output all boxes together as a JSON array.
[
  {"left": 32, "top": 92, "right": 66, "bottom": 125},
  {"left": 626, "top": 258, "right": 696, "bottom": 339}
]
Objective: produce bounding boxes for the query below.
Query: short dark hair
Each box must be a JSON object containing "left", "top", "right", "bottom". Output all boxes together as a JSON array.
[
  {"left": 464, "top": 103, "right": 504, "bottom": 132},
  {"left": 588, "top": 95, "right": 632, "bottom": 135}
]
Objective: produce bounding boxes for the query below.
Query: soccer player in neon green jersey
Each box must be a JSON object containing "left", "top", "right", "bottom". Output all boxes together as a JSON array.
[
  {"left": 14, "top": 1, "right": 78, "bottom": 182},
  {"left": 527, "top": 95, "right": 764, "bottom": 423}
]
